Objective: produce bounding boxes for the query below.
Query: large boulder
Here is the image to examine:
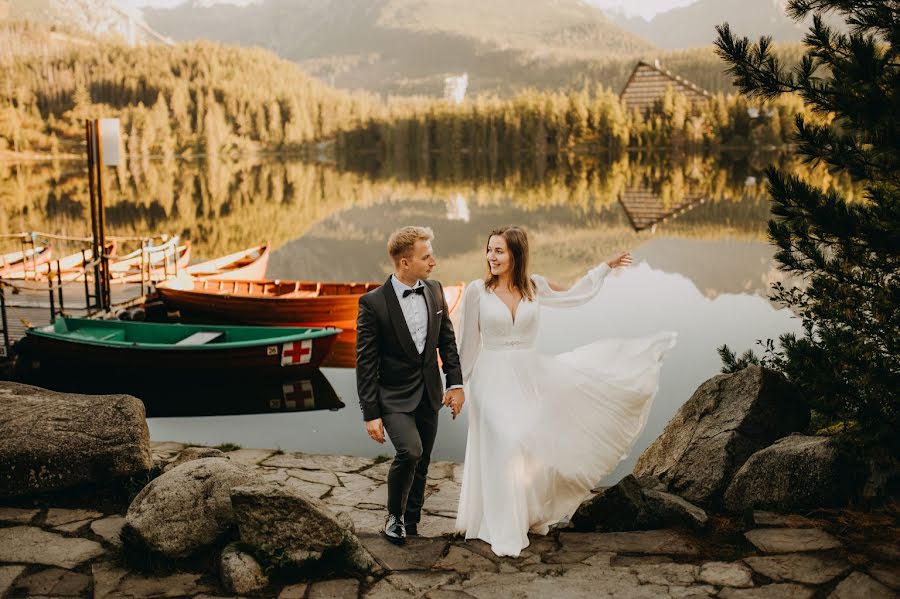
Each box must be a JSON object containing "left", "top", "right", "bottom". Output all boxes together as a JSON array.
[
  {"left": 230, "top": 480, "right": 376, "bottom": 572},
  {"left": 634, "top": 366, "right": 809, "bottom": 506},
  {"left": 122, "top": 457, "right": 261, "bottom": 558},
  {"left": 0, "top": 382, "right": 152, "bottom": 498},
  {"left": 724, "top": 434, "right": 864, "bottom": 513},
  {"left": 572, "top": 475, "right": 707, "bottom": 532}
]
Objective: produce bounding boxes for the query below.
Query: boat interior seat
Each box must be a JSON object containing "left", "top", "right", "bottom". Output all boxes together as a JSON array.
[
  {"left": 69, "top": 327, "right": 127, "bottom": 342},
  {"left": 274, "top": 288, "right": 318, "bottom": 298},
  {"left": 175, "top": 331, "right": 225, "bottom": 345}
]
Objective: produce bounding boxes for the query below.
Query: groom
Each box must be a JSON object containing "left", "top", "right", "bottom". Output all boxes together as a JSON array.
[{"left": 356, "top": 226, "right": 465, "bottom": 545}]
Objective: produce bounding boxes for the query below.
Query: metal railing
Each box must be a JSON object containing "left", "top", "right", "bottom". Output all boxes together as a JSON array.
[
  {"left": 0, "top": 232, "right": 176, "bottom": 360},
  {"left": 0, "top": 253, "right": 101, "bottom": 359}
]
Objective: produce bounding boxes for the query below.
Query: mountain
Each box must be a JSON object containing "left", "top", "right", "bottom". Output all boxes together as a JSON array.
[
  {"left": 143, "top": 0, "right": 656, "bottom": 96},
  {"left": 608, "top": 0, "right": 825, "bottom": 49},
  {"left": 2, "top": 0, "right": 171, "bottom": 45}
]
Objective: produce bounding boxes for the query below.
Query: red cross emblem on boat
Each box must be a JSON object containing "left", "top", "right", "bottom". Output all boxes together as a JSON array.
[
  {"left": 281, "top": 340, "right": 313, "bottom": 366},
  {"left": 282, "top": 380, "right": 315, "bottom": 409}
]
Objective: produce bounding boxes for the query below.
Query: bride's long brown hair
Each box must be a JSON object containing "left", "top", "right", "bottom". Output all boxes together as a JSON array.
[{"left": 484, "top": 226, "right": 537, "bottom": 300}]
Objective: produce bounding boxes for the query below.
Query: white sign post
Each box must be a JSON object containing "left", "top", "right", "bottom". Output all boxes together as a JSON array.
[{"left": 98, "top": 118, "right": 121, "bottom": 167}]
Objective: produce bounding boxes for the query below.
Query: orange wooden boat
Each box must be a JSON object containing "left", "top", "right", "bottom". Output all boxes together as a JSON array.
[
  {"left": 185, "top": 242, "right": 270, "bottom": 280},
  {"left": 320, "top": 285, "right": 464, "bottom": 368},
  {"left": 156, "top": 278, "right": 466, "bottom": 331}
]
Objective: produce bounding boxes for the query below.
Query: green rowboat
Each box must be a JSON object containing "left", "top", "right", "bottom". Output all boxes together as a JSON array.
[{"left": 22, "top": 317, "right": 341, "bottom": 376}]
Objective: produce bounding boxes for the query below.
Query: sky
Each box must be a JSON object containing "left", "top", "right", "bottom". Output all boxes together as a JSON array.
[
  {"left": 588, "top": 0, "right": 697, "bottom": 19},
  {"left": 119, "top": 0, "right": 699, "bottom": 20}
]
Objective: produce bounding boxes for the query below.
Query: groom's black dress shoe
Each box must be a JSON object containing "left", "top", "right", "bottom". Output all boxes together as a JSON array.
[
  {"left": 405, "top": 523, "right": 418, "bottom": 537},
  {"left": 383, "top": 514, "right": 406, "bottom": 545}
]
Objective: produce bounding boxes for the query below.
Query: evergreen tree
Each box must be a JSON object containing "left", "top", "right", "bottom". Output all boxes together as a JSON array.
[{"left": 714, "top": 1, "right": 899, "bottom": 450}]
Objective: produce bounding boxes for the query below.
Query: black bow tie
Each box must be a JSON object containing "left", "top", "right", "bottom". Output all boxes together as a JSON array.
[{"left": 403, "top": 286, "right": 425, "bottom": 298}]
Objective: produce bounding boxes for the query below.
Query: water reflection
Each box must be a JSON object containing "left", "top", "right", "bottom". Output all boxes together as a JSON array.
[
  {"left": 619, "top": 186, "right": 705, "bottom": 231},
  {"left": 267, "top": 192, "right": 784, "bottom": 301},
  {"left": 142, "top": 371, "right": 345, "bottom": 418},
  {"left": 4, "top": 151, "right": 812, "bottom": 473},
  {"left": 16, "top": 369, "right": 345, "bottom": 417},
  {"left": 0, "top": 151, "right": 861, "bottom": 261},
  {"left": 145, "top": 262, "right": 803, "bottom": 483}
]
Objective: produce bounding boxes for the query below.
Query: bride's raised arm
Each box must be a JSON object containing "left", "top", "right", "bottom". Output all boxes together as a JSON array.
[
  {"left": 533, "top": 251, "right": 630, "bottom": 308},
  {"left": 456, "top": 279, "right": 483, "bottom": 384}
]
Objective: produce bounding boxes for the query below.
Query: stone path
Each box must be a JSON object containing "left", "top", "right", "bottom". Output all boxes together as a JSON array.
[{"left": 0, "top": 442, "right": 896, "bottom": 598}]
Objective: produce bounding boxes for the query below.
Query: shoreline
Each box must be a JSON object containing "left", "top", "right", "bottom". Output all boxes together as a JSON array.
[{"left": 0, "top": 441, "right": 897, "bottom": 598}]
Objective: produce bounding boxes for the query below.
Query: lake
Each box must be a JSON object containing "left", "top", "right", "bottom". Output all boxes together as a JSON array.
[{"left": 1, "top": 151, "right": 814, "bottom": 483}]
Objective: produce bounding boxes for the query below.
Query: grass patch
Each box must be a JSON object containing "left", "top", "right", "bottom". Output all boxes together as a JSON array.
[
  {"left": 373, "top": 454, "right": 392, "bottom": 464},
  {"left": 214, "top": 442, "right": 242, "bottom": 452}
]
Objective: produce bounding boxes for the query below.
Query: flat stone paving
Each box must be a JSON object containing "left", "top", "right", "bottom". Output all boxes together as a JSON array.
[{"left": 0, "top": 441, "right": 895, "bottom": 598}]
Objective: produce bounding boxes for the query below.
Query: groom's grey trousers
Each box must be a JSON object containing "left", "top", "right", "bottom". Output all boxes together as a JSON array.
[{"left": 381, "top": 393, "right": 438, "bottom": 523}]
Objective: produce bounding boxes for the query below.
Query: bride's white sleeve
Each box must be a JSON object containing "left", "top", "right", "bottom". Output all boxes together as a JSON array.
[
  {"left": 457, "top": 280, "right": 482, "bottom": 384},
  {"left": 533, "top": 262, "right": 612, "bottom": 308}
]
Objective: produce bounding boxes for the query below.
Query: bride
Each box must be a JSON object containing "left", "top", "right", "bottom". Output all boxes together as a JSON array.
[{"left": 452, "top": 226, "right": 677, "bottom": 557}]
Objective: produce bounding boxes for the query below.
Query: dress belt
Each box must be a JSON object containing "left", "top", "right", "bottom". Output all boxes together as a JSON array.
[{"left": 482, "top": 340, "right": 535, "bottom": 350}]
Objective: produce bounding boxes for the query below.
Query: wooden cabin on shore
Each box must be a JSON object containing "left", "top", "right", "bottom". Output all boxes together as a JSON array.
[{"left": 620, "top": 60, "right": 712, "bottom": 114}]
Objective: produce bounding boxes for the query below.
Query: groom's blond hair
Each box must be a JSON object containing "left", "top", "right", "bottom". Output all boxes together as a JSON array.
[{"left": 388, "top": 226, "right": 434, "bottom": 264}]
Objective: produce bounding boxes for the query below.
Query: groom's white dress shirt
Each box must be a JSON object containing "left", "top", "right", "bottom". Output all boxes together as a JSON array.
[
  {"left": 390, "top": 274, "right": 463, "bottom": 390},
  {"left": 390, "top": 275, "right": 428, "bottom": 353}
]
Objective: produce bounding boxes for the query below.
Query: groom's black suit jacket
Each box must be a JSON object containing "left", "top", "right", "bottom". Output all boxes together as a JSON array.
[{"left": 355, "top": 276, "right": 463, "bottom": 422}]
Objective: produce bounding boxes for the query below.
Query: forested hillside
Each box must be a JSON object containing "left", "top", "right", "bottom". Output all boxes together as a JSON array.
[
  {"left": 0, "top": 12, "right": 812, "bottom": 165},
  {"left": 0, "top": 23, "right": 375, "bottom": 157},
  {"left": 335, "top": 84, "right": 827, "bottom": 177}
]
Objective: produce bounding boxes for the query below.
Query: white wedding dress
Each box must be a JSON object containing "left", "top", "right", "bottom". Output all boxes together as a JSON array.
[{"left": 453, "top": 263, "right": 677, "bottom": 557}]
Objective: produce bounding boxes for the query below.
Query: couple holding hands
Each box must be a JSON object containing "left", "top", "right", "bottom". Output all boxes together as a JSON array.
[{"left": 355, "top": 225, "right": 676, "bottom": 557}]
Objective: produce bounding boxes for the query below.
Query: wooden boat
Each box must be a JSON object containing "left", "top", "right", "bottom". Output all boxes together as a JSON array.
[
  {"left": 113, "top": 236, "right": 177, "bottom": 263},
  {"left": 320, "top": 329, "right": 360, "bottom": 369},
  {"left": 0, "top": 246, "right": 52, "bottom": 278},
  {"left": 156, "top": 279, "right": 466, "bottom": 330},
  {"left": 4, "top": 241, "right": 118, "bottom": 281},
  {"left": 185, "top": 242, "right": 270, "bottom": 280},
  {"left": 110, "top": 239, "right": 191, "bottom": 283},
  {"left": 23, "top": 317, "right": 341, "bottom": 377}
]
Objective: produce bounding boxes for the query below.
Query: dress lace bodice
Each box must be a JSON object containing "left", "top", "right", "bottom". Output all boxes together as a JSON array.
[
  {"left": 479, "top": 290, "right": 539, "bottom": 350},
  {"left": 457, "top": 263, "right": 612, "bottom": 383}
]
